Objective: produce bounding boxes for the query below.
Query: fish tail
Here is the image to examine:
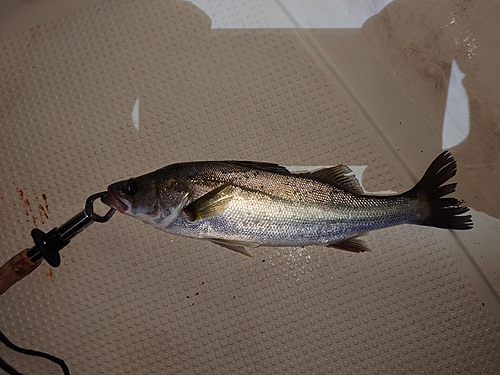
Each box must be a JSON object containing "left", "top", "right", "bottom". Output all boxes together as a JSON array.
[{"left": 409, "top": 151, "right": 473, "bottom": 230}]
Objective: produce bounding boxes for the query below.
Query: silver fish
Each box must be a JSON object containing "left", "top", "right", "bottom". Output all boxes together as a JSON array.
[{"left": 102, "top": 151, "right": 472, "bottom": 256}]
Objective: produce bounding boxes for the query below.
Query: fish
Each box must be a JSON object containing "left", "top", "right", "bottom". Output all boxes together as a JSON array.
[{"left": 102, "top": 151, "right": 472, "bottom": 256}]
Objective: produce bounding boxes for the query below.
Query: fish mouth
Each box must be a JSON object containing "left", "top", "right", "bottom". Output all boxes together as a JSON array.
[{"left": 101, "top": 188, "right": 131, "bottom": 214}]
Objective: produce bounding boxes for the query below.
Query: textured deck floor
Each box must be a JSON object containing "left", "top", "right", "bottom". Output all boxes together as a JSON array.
[{"left": 1, "top": 1, "right": 499, "bottom": 374}]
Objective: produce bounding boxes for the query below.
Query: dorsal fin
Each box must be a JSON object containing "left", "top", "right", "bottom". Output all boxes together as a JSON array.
[
  {"left": 301, "top": 165, "right": 364, "bottom": 195},
  {"left": 227, "top": 161, "right": 291, "bottom": 175}
]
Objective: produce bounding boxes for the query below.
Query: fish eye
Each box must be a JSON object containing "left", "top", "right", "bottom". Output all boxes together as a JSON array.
[{"left": 124, "top": 180, "right": 138, "bottom": 196}]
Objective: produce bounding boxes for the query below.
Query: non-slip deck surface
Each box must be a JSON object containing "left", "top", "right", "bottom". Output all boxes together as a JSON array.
[{"left": 1, "top": 1, "right": 498, "bottom": 374}]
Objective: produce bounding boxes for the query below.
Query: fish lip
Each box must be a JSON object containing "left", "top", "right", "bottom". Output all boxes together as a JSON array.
[{"left": 101, "top": 188, "right": 130, "bottom": 214}]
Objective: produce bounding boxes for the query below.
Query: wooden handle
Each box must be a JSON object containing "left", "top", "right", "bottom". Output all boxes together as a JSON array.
[{"left": 0, "top": 249, "right": 42, "bottom": 295}]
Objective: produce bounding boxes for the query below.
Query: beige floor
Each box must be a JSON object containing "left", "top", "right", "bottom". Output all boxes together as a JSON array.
[{"left": 1, "top": 1, "right": 499, "bottom": 374}]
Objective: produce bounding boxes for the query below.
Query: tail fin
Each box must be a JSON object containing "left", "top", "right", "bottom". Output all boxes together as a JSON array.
[{"left": 410, "top": 151, "right": 473, "bottom": 230}]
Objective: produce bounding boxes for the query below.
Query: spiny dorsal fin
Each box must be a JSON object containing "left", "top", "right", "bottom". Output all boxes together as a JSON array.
[
  {"left": 227, "top": 161, "right": 291, "bottom": 175},
  {"left": 183, "top": 183, "right": 234, "bottom": 222},
  {"left": 301, "top": 165, "right": 364, "bottom": 195}
]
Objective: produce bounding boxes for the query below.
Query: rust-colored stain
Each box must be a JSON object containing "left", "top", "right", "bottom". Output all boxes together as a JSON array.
[
  {"left": 45, "top": 267, "right": 55, "bottom": 283},
  {"left": 38, "top": 203, "right": 49, "bottom": 220},
  {"left": 16, "top": 188, "right": 50, "bottom": 228},
  {"left": 42, "top": 193, "right": 49, "bottom": 212}
]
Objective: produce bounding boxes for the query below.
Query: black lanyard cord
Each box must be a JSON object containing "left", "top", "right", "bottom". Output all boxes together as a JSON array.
[{"left": 0, "top": 329, "right": 70, "bottom": 375}]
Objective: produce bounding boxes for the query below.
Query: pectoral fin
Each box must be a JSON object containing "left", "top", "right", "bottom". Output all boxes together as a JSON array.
[
  {"left": 208, "top": 239, "right": 259, "bottom": 257},
  {"left": 183, "top": 183, "right": 234, "bottom": 222},
  {"left": 327, "top": 238, "right": 371, "bottom": 253}
]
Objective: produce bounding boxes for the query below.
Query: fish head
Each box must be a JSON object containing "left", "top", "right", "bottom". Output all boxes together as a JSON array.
[
  {"left": 102, "top": 172, "right": 190, "bottom": 227},
  {"left": 103, "top": 176, "right": 156, "bottom": 216}
]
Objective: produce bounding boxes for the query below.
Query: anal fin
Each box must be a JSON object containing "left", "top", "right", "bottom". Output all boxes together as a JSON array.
[{"left": 327, "top": 238, "right": 371, "bottom": 253}]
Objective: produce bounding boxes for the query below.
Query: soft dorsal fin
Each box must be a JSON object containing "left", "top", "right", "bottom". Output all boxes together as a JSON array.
[
  {"left": 301, "top": 165, "right": 364, "bottom": 195},
  {"left": 183, "top": 183, "right": 234, "bottom": 222},
  {"left": 227, "top": 161, "right": 291, "bottom": 175}
]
